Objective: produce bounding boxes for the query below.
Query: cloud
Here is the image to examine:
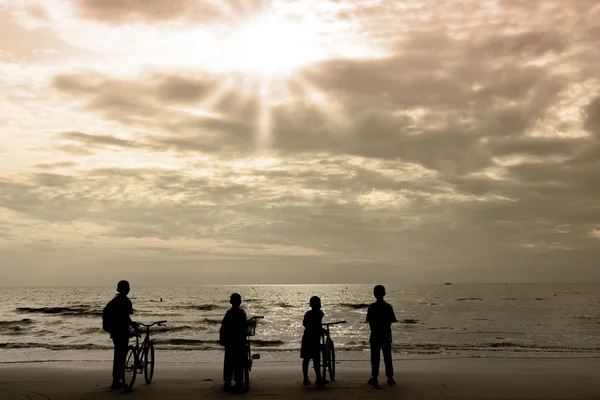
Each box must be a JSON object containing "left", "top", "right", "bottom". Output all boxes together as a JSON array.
[
  {"left": 2, "top": 0, "right": 600, "bottom": 284},
  {"left": 71, "top": 0, "right": 204, "bottom": 23},
  {"left": 69, "top": 0, "right": 270, "bottom": 25},
  {"left": 584, "top": 95, "right": 600, "bottom": 137},
  {"left": 60, "top": 131, "right": 137, "bottom": 149}
]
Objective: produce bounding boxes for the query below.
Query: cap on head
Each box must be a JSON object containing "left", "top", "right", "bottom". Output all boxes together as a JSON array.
[
  {"left": 309, "top": 296, "right": 321, "bottom": 308},
  {"left": 230, "top": 293, "right": 242, "bottom": 306},
  {"left": 373, "top": 284, "right": 386, "bottom": 298},
  {"left": 117, "top": 280, "right": 130, "bottom": 293}
]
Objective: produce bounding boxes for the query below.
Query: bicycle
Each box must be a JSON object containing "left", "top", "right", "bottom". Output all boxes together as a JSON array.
[
  {"left": 123, "top": 320, "right": 167, "bottom": 392},
  {"left": 320, "top": 320, "right": 346, "bottom": 382},
  {"left": 241, "top": 316, "right": 264, "bottom": 391}
]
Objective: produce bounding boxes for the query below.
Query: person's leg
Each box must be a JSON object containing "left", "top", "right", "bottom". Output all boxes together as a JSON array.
[
  {"left": 368, "top": 339, "right": 381, "bottom": 386},
  {"left": 313, "top": 354, "right": 323, "bottom": 384},
  {"left": 382, "top": 340, "right": 394, "bottom": 383},
  {"left": 302, "top": 358, "right": 311, "bottom": 383},
  {"left": 233, "top": 366, "right": 243, "bottom": 385},
  {"left": 111, "top": 337, "right": 119, "bottom": 384},
  {"left": 233, "top": 345, "right": 244, "bottom": 387},
  {"left": 223, "top": 349, "right": 233, "bottom": 385},
  {"left": 370, "top": 340, "right": 380, "bottom": 379},
  {"left": 112, "top": 336, "right": 128, "bottom": 386}
]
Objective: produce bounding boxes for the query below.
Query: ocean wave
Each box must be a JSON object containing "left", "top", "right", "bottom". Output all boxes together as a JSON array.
[
  {"left": 153, "top": 338, "right": 284, "bottom": 348},
  {"left": 174, "top": 304, "right": 224, "bottom": 311},
  {"left": 339, "top": 303, "right": 370, "bottom": 309},
  {"left": 274, "top": 303, "right": 294, "bottom": 308},
  {"left": 15, "top": 306, "right": 102, "bottom": 317},
  {"left": 0, "top": 342, "right": 111, "bottom": 350},
  {"left": 0, "top": 319, "right": 35, "bottom": 335},
  {"left": 251, "top": 340, "right": 284, "bottom": 347},
  {"left": 201, "top": 318, "right": 221, "bottom": 325},
  {"left": 388, "top": 342, "right": 600, "bottom": 353},
  {"left": 2, "top": 340, "right": 597, "bottom": 354},
  {"left": 457, "top": 298, "right": 483, "bottom": 301},
  {"left": 399, "top": 319, "right": 419, "bottom": 324},
  {"left": 3, "top": 326, "right": 26, "bottom": 336},
  {"left": 155, "top": 338, "right": 219, "bottom": 346},
  {"left": 79, "top": 327, "right": 106, "bottom": 335},
  {"left": 0, "top": 319, "right": 34, "bottom": 328},
  {"left": 33, "top": 330, "right": 55, "bottom": 337},
  {"left": 346, "top": 340, "right": 369, "bottom": 346},
  {"left": 157, "top": 325, "right": 205, "bottom": 333}
]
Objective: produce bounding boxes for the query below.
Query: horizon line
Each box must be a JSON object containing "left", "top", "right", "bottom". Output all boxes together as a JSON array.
[{"left": 0, "top": 281, "right": 597, "bottom": 288}]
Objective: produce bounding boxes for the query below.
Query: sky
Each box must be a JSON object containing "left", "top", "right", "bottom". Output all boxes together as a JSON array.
[{"left": 1, "top": 0, "right": 599, "bottom": 286}]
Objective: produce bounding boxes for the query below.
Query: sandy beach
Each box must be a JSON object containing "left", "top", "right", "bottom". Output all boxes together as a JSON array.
[{"left": 1, "top": 358, "right": 598, "bottom": 400}]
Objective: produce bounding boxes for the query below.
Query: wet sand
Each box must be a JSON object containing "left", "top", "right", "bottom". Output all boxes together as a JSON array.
[{"left": 0, "top": 358, "right": 598, "bottom": 399}]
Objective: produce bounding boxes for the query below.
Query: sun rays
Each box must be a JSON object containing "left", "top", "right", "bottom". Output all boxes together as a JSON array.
[
  {"left": 176, "top": 0, "right": 389, "bottom": 150},
  {"left": 32, "top": 0, "right": 389, "bottom": 150}
]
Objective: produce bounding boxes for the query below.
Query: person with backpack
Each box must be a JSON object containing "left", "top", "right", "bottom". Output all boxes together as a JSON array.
[
  {"left": 103, "top": 280, "right": 137, "bottom": 390},
  {"left": 366, "top": 284, "right": 397, "bottom": 387},
  {"left": 219, "top": 293, "right": 247, "bottom": 391}
]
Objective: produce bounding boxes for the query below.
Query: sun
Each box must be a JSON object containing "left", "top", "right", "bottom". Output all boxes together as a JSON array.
[
  {"left": 164, "top": 5, "right": 390, "bottom": 149},
  {"left": 217, "top": 13, "right": 327, "bottom": 78}
]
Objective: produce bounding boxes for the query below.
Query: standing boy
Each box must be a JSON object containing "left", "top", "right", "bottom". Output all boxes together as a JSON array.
[
  {"left": 103, "top": 280, "right": 137, "bottom": 390},
  {"left": 366, "top": 284, "right": 397, "bottom": 387},
  {"left": 301, "top": 296, "right": 326, "bottom": 386},
  {"left": 219, "top": 293, "right": 247, "bottom": 391}
]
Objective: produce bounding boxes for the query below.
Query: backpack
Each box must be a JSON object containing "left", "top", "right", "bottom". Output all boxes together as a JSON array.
[{"left": 102, "top": 298, "right": 116, "bottom": 333}]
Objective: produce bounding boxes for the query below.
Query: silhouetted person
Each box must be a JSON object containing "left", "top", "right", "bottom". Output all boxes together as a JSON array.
[
  {"left": 103, "top": 280, "right": 137, "bottom": 390},
  {"left": 301, "top": 296, "right": 326, "bottom": 386},
  {"left": 367, "top": 285, "right": 397, "bottom": 387},
  {"left": 219, "top": 293, "right": 247, "bottom": 391}
]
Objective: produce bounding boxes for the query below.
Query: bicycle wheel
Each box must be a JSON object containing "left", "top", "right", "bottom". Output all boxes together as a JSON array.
[
  {"left": 124, "top": 345, "right": 138, "bottom": 392},
  {"left": 328, "top": 341, "right": 336, "bottom": 382},
  {"left": 144, "top": 341, "right": 155, "bottom": 383},
  {"left": 243, "top": 366, "right": 250, "bottom": 392}
]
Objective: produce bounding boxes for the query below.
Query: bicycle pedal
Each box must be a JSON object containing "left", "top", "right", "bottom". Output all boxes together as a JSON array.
[{"left": 252, "top": 354, "right": 260, "bottom": 359}]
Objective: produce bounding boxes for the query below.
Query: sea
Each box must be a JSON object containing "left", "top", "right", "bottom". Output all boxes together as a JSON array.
[{"left": 1, "top": 284, "right": 599, "bottom": 364}]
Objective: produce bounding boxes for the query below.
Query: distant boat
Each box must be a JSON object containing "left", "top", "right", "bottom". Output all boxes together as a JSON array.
[{"left": 445, "top": 282, "right": 452, "bottom": 285}]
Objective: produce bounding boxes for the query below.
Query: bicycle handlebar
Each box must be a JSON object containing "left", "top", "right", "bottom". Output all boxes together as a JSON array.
[
  {"left": 248, "top": 316, "right": 264, "bottom": 321},
  {"left": 137, "top": 320, "right": 167, "bottom": 328},
  {"left": 322, "top": 320, "right": 346, "bottom": 326}
]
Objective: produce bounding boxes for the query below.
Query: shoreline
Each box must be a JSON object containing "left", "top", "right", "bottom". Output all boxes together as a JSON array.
[
  {"left": 2, "top": 348, "right": 600, "bottom": 365},
  {"left": 1, "top": 358, "right": 599, "bottom": 399}
]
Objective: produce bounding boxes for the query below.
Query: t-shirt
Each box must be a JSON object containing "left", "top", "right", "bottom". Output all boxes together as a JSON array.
[
  {"left": 220, "top": 307, "right": 247, "bottom": 348},
  {"left": 302, "top": 309, "right": 324, "bottom": 341},
  {"left": 109, "top": 294, "right": 133, "bottom": 337},
  {"left": 366, "top": 300, "right": 397, "bottom": 341}
]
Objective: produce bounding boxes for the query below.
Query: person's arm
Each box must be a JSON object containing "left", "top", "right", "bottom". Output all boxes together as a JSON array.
[
  {"left": 127, "top": 299, "right": 137, "bottom": 328},
  {"left": 302, "top": 311, "right": 309, "bottom": 328},
  {"left": 219, "top": 311, "right": 230, "bottom": 346},
  {"left": 221, "top": 310, "right": 230, "bottom": 328},
  {"left": 389, "top": 304, "right": 398, "bottom": 324},
  {"left": 366, "top": 304, "right": 372, "bottom": 323}
]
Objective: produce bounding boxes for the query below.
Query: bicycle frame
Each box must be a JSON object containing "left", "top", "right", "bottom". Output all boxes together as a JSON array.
[
  {"left": 123, "top": 320, "right": 166, "bottom": 392},
  {"left": 245, "top": 316, "right": 264, "bottom": 370},
  {"left": 132, "top": 325, "right": 153, "bottom": 373},
  {"left": 240, "top": 316, "right": 264, "bottom": 391},
  {"left": 320, "top": 320, "right": 346, "bottom": 382}
]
